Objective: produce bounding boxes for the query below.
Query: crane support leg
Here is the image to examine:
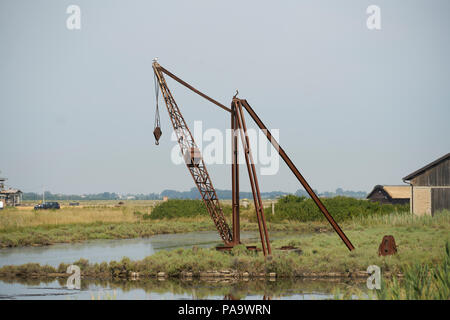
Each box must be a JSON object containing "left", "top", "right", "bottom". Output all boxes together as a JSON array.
[
  {"left": 233, "top": 99, "right": 271, "bottom": 256},
  {"left": 231, "top": 104, "right": 240, "bottom": 245},
  {"left": 239, "top": 99, "right": 355, "bottom": 251}
]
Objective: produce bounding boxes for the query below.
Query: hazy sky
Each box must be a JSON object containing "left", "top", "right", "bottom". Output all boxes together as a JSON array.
[{"left": 1, "top": 1, "right": 449, "bottom": 195}]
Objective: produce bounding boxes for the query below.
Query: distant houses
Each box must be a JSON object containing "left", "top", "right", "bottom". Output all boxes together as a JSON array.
[
  {"left": 403, "top": 153, "right": 450, "bottom": 216},
  {"left": 0, "top": 175, "right": 23, "bottom": 207},
  {"left": 0, "top": 189, "right": 23, "bottom": 207},
  {"left": 366, "top": 185, "right": 410, "bottom": 205}
]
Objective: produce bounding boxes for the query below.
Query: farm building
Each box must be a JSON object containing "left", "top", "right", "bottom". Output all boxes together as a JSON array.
[
  {"left": 403, "top": 153, "right": 450, "bottom": 216},
  {"left": 0, "top": 189, "right": 23, "bottom": 206},
  {"left": 366, "top": 185, "right": 410, "bottom": 205}
]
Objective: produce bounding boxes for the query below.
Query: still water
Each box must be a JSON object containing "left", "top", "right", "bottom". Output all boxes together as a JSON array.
[{"left": 0, "top": 277, "right": 368, "bottom": 300}]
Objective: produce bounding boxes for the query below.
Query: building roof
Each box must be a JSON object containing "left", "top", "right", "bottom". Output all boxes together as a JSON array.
[
  {"left": 403, "top": 153, "right": 450, "bottom": 181},
  {"left": 382, "top": 186, "right": 410, "bottom": 199},
  {"left": 367, "top": 185, "right": 410, "bottom": 200},
  {"left": 0, "top": 189, "right": 22, "bottom": 194}
]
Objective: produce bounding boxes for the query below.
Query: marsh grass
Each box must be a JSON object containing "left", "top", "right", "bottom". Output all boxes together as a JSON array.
[
  {"left": 376, "top": 241, "right": 450, "bottom": 300},
  {"left": 0, "top": 206, "right": 144, "bottom": 229},
  {"left": 346, "top": 209, "right": 450, "bottom": 228}
]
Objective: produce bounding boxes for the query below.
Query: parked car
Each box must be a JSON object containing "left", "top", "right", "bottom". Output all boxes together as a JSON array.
[{"left": 34, "top": 202, "right": 60, "bottom": 210}]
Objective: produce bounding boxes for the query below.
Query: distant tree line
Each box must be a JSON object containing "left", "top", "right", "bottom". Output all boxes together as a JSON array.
[
  {"left": 22, "top": 191, "right": 127, "bottom": 201},
  {"left": 161, "top": 187, "right": 289, "bottom": 200},
  {"left": 22, "top": 187, "right": 367, "bottom": 201},
  {"left": 295, "top": 187, "right": 367, "bottom": 199}
]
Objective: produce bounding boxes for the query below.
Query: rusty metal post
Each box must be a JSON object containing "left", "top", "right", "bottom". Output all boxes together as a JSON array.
[
  {"left": 236, "top": 100, "right": 271, "bottom": 255},
  {"left": 231, "top": 103, "right": 240, "bottom": 245},
  {"left": 233, "top": 99, "right": 271, "bottom": 256}
]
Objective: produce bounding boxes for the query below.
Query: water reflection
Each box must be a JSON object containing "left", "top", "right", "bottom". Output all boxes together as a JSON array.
[{"left": 0, "top": 277, "right": 368, "bottom": 300}]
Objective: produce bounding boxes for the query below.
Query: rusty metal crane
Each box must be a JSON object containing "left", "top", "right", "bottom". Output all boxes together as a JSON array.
[{"left": 152, "top": 60, "right": 355, "bottom": 256}]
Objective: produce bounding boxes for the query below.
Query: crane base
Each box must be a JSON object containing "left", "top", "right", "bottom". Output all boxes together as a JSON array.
[{"left": 216, "top": 245, "right": 258, "bottom": 252}]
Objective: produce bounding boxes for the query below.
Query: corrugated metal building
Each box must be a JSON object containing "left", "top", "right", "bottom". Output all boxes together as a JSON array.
[
  {"left": 367, "top": 185, "right": 410, "bottom": 205},
  {"left": 403, "top": 153, "right": 450, "bottom": 216}
]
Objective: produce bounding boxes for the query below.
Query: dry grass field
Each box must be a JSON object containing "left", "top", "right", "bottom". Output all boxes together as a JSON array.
[{"left": 0, "top": 207, "right": 143, "bottom": 229}]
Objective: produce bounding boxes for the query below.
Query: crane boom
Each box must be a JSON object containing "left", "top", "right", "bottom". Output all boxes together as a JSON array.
[{"left": 152, "top": 62, "right": 233, "bottom": 244}]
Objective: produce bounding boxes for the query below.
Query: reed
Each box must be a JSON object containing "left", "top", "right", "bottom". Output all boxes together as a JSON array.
[{"left": 376, "top": 241, "right": 450, "bottom": 300}]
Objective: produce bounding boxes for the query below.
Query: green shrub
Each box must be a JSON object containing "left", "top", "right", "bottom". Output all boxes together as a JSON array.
[
  {"left": 150, "top": 199, "right": 231, "bottom": 219},
  {"left": 270, "top": 195, "right": 409, "bottom": 222}
]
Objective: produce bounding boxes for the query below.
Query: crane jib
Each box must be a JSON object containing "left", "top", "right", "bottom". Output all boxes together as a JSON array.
[{"left": 152, "top": 63, "right": 233, "bottom": 244}]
